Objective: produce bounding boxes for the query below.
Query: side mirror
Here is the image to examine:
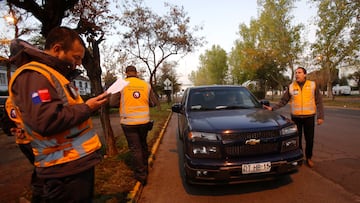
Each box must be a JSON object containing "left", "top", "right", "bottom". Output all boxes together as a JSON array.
[
  {"left": 171, "top": 103, "right": 183, "bottom": 113},
  {"left": 260, "top": 99, "right": 270, "bottom": 106}
]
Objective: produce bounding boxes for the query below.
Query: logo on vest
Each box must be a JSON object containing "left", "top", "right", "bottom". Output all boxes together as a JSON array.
[
  {"left": 10, "top": 109, "right": 17, "bottom": 118},
  {"left": 133, "top": 91, "right": 141, "bottom": 99}
]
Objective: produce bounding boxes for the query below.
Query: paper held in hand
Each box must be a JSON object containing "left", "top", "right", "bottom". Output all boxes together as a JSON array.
[{"left": 106, "top": 78, "right": 129, "bottom": 94}]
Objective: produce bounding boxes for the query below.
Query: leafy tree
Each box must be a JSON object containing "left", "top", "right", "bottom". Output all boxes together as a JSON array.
[
  {"left": 157, "top": 61, "right": 180, "bottom": 103},
  {"left": 311, "top": 0, "right": 360, "bottom": 98},
  {"left": 119, "top": 0, "right": 204, "bottom": 88},
  {"left": 348, "top": 70, "right": 360, "bottom": 94},
  {"left": 189, "top": 67, "right": 209, "bottom": 86},
  {"left": 307, "top": 69, "right": 333, "bottom": 93},
  {"left": 192, "top": 45, "right": 228, "bottom": 85},
  {"left": 229, "top": 0, "right": 303, "bottom": 93},
  {"left": 228, "top": 21, "right": 259, "bottom": 85},
  {"left": 257, "top": 0, "right": 304, "bottom": 80},
  {"left": 5, "top": 0, "right": 121, "bottom": 156},
  {"left": 6, "top": 0, "right": 79, "bottom": 36},
  {"left": 70, "top": 0, "right": 122, "bottom": 156}
]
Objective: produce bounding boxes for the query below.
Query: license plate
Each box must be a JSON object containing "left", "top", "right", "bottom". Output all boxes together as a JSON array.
[{"left": 242, "top": 162, "right": 271, "bottom": 174}]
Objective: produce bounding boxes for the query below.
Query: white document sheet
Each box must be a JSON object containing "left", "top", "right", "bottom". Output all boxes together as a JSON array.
[{"left": 106, "top": 78, "right": 129, "bottom": 94}]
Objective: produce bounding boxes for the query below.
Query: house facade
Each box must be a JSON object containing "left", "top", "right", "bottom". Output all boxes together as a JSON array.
[{"left": 0, "top": 59, "right": 91, "bottom": 95}]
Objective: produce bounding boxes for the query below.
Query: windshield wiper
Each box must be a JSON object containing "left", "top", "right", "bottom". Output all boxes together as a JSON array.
[
  {"left": 215, "top": 105, "right": 249, "bottom": 110},
  {"left": 191, "top": 106, "right": 216, "bottom": 111}
]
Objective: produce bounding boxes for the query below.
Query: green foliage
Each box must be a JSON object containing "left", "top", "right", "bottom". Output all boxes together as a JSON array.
[
  {"left": 348, "top": 71, "right": 360, "bottom": 89},
  {"left": 311, "top": 0, "right": 360, "bottom": 96},
  {"left": 252, "top": 90, "right": 266, "bottom": 100},
  {"left": 157, "top": 61, "right": 181, "bottom": 95},
  {"left": 192, "top": 45, "right": 228, "bottom": 85},
  {"left": 228, "top": 0, "right": 303, "bottom": 91}
]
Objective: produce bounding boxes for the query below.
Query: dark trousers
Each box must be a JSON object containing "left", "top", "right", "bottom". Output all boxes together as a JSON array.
[
  {"left": 18, "top": 143, "right": 44, "bottom": 203},
  {"left": 121, "top": 123, "right": 150, "bottom": 183},
  {"left": 42, "top": 167, "right": 95, "bottom": 203},
  {"left": 291, "top": 115, "right": 315, "bottom": 159}
]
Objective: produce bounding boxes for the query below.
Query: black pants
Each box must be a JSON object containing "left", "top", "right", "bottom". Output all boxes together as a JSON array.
[
  {"left": 291, "top": 115, "right": 315, "bottom": 159},
  {"left": 18, "top": 143, "right": 44, "bottom": 203},
  {"left": 121, "top": 123, "right": 150, "bottom": 183},
  {"left": 42, "top": 167, "right": 95, "bottom": 203}
]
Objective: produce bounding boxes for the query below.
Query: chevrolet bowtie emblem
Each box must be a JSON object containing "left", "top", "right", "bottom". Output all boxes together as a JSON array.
[{"left": 245, "top": 139, "right": 260, "bottom": 145}]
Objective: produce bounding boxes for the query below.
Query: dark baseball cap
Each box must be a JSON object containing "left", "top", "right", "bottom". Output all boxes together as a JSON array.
[{"left": 125, "top": 66, "right": 137, "bottom": 73}]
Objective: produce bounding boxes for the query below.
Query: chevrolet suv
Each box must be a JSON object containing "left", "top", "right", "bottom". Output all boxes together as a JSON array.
[{"left": 171, "top": 85, "right": 303, "bottom": 185}]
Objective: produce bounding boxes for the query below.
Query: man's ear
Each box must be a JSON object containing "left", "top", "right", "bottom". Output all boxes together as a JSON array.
[{"left": 50, "top": 43, "right": 62, "bottom": 56}]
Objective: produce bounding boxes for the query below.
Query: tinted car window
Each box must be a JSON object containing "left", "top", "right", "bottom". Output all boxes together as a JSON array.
[{"left": 188, "top": 87, "right": 260, "bottom": 111}]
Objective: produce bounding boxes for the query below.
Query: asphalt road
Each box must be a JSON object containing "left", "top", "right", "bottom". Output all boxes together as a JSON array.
[
  {"left": 1, "top": 107, "right": 359, "bottom": 202},
  {"left": 138, "top": 107, "right": 360, "bottom": 203}
]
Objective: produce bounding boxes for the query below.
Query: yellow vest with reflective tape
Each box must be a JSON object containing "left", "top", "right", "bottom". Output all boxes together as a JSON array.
[
  {"left": 120, "top": 77, "right": 150, "bottom": 125},
  {"left": 5, "top": 97, "right": 31, "bottom": 144},
  {"left": 289, "top": 80, "right": 316, "bottom": 116},
  {"left": 8, "top": 61, "right": 102, "bottom": 167}
]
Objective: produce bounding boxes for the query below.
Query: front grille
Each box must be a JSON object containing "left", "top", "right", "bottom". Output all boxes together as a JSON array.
[
  {"left": 221, "top": 130, "right": 278, "bottom": 141},
  {"left": 221, "top": 130, "right": 280, "bottom": 157},
  {"left": 225, "top": 143, "right": 279, "bottom": 157}
]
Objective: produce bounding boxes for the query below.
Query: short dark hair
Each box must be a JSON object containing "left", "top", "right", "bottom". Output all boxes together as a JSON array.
[
  {"left": 125, "top": 65, "right": 137, "bottom": 73},
  {"left": 44, "top": 26, "right": 84, "bottom": 52},
  {"left": 296, "top": 67, "right": 307, "bottom": 74}
]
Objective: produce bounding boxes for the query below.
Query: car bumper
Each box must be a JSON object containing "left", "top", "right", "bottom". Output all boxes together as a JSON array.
[{"left": 184, "top": 150, "right": 303, "bottom": 185}]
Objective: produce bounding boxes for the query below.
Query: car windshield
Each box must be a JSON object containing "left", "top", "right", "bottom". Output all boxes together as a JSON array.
[{"left": 188, "top": 87, "right": 261, "bottom": 111}]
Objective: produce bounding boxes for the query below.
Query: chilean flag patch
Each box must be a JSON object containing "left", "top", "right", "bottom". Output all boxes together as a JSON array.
[{"left": 32, "top": 89, "right": 51, "bottom": 104}]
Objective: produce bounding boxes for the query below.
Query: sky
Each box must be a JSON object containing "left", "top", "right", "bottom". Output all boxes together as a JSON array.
[
  {"left": 0, "top": 1, "right": 318, "bottom": 86},
  {"left": 143, "top": 0, "right": 318, "bottom": 86}
]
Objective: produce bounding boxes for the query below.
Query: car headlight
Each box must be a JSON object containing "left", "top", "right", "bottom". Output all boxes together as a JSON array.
[
  {"left": 281, "top": 137, "right": 299, "bottom": 152},
  {"left": 188, "top": 131, "right": 219, "bottom": 142},
  {"left": 189, "top": 144, "right": 221, "bottom": 158},
  {"left": 280, "top": 124, "right": 297, "bottom": 136}
]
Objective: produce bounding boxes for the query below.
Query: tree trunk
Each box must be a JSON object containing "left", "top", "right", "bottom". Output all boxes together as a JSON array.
[
  {"left": 83, "top": 41, "right": 118, "bottom": 157},
  {"left": 100, "top": 104, "right": 118, "bottom": 157}
]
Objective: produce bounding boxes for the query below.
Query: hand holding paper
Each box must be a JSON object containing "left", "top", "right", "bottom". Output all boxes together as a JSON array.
[{"left": 106, "top": 78, "right": 129, "bottom": 94}]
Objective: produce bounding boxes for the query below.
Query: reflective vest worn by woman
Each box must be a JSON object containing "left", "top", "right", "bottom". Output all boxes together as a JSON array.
[
  {"left": 289, "top": 80, "right": 316, "bottom": 116},
  {"left": 120, "top": 77, "right": 150, "bottom": 125},
  {"left": 8, "top": 61, "right": 102, "bottom": 167}
]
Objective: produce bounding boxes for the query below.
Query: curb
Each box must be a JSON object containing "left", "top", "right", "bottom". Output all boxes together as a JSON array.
[{"left": 127, "top": 111, "right": 173, "bottom": 203}]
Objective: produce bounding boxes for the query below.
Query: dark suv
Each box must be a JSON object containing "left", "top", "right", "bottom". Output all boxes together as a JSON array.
[
  {"left": 171, "top": 85, "right": 303, "bottom": 185},
  {"left": 0, "top": 96, "right": 16, "bottom": 136}
]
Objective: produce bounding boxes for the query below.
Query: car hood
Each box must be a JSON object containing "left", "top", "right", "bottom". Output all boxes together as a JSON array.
[{"left": 187, "top": 108, "right": 290, "bottom": 133}]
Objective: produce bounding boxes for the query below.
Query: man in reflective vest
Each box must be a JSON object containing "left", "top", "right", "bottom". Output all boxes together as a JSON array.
[
  {"left": 110, "top": 65, "right": 160, "bottom": 185},
  {"left": 8, "top": 27, "right": 108, "bottom": 202},
  {"left": 264, "top": 67, "right": 324, "bottom": 168}
]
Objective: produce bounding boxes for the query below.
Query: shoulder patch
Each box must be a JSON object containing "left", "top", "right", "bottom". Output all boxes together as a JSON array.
[{"left": 32, "top": 89, "right": 51, "bottom": 104}]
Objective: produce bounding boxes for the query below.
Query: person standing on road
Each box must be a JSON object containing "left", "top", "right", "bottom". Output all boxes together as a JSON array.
[
  {"left": 264, "top": 67, "right": 324, "bottom": 168},
  {"left": 109, "top": 65, "right": 160, "bottom": 185},
  {"left": 7, "top": 26, "right": 108, "bottom": 202}
]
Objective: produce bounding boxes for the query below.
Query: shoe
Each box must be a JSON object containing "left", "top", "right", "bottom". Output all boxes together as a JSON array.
[{"left": 306, "top": 159, "right": 314, "bottom": 168}]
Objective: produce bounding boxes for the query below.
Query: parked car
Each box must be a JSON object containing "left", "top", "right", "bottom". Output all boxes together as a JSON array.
[
  {"left": 172, "top": 85, "right": 303, "bottom": 185},
  {"left": 0, "top": 96, "right": 16, "bottom": 136},
  {"left": 332, "top": 84, "right": 351, "bottom": 95}
]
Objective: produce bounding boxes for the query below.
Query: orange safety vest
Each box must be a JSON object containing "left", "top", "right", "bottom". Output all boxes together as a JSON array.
[
  {"left": 120, "top": 77, "right": 150, "bottom": 125},
  {"left": 289, "top": 80, "right": 316, "bottom": 116},
  {"left": 8, "top": 61, "right": 101, "bottom": 167},
  {"left": 5, "top": 97, "right": 31, "bottom": 144}
]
